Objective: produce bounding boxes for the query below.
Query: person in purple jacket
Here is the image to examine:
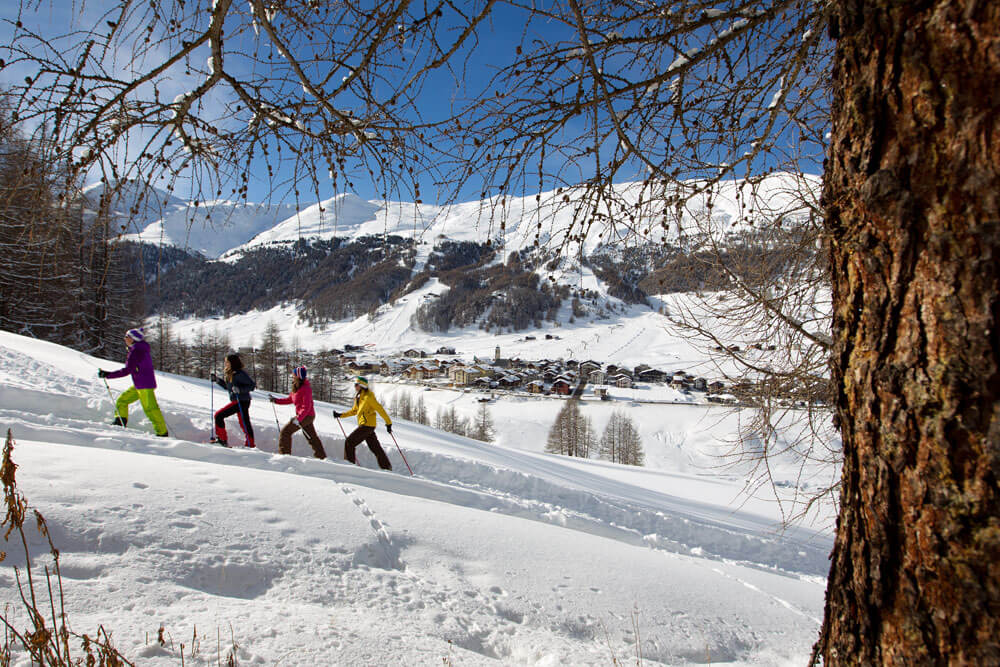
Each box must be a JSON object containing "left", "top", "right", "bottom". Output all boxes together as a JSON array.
[{"left": 98, "top": 328, "right": 168, "bottom": 437}]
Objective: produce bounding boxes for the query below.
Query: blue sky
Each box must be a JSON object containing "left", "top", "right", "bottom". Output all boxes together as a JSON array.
[
  {"left": 1, "top": 2, "right": 827, "bottom": 207},
  {"left": 0, "top": 1, "right": 558, "bottom": 205}
]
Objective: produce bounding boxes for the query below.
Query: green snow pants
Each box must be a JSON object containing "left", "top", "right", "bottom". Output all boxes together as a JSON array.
[{"left": 116, "top": 387, "right": 168, "bottom": 436}]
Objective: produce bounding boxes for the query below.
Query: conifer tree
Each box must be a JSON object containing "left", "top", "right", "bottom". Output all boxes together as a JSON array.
[
  {"left": 151, "top": 316, "right": 175, "bottom": 374},
  {"left": 414, "top": 395, "right": 429, "bottom": 426},
  {"left": 434, "top": 407, "right": 455, "bottom": 433},
  {"left": 191, "top": 327, "right": 213, "bottom": 379},
  {"left": 599, "top": 411, "right": 644, "bottom": 466},
  {"left": 257, "top": 320, "right": 284, "bottom": 392},
  {"left": 470, "top": 402, "right": 495, "bottom": 443},
  {"left": 398, "top": 392, "right": 413, "bottom": 421},
  {"left": 207, "top": 329, "right": 230, "bottom": 379},
  {"left": 546, "top": 400, "right": 594, "bottom": 458}
]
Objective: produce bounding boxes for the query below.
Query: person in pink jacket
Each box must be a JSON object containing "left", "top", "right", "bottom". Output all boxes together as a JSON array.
[{"left": 270, "top": 366, "right": 326, "bottom": 459}]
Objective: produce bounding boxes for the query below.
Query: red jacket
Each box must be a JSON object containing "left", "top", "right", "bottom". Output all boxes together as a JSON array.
[{"left": 273, "top": 379, "right": 315, "bottom": 421}]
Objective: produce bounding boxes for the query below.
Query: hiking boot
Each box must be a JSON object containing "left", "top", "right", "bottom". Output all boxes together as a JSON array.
[
  {"left": 111, "top": 416, "right": 127, "bottom": 427},
  {"left": 156, "top": 432, "right": 169, "bottom": 438}
]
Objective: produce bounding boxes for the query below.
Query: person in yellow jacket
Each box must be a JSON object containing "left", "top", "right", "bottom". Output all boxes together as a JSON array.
[{"left": 333, "top": 376, "right": 393, "bottom": 470}]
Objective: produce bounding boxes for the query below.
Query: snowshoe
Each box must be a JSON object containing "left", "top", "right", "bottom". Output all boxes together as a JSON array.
[{"left": 209, "top": 437, "right": 230, "bottom": 448}]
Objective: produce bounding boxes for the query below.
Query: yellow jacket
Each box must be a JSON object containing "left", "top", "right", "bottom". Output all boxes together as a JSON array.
[{"left": 341, "top": 389, "right": 392, "bottom": 427}]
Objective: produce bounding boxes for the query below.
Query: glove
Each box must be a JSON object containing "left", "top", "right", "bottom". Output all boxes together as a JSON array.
[
  {"left": 269, "top": 395, "right": 276, "bottom": 403},
  {"left": 210, "top": 372, "right": 217, "bottom": 382},
  {"left": 332, "top": 411, "right": 341, "bottom": 418},
  {"left": 98, "top": 369, "right": 107, "bottom": 378},
  {"left": 386, "top": 424, "right": 393, "bottom": 434}
]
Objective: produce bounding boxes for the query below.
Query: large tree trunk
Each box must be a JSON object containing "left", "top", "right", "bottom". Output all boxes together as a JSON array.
[{"left": 817, "top": 1, "right": 1000, "bottom": 663}]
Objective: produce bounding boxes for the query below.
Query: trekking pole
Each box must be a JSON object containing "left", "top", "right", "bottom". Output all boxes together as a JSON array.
[
  {"left": 334, "top": 415, "right": 355, "bottom": 465},
  {"left": 389, "top": 432, "right": 414, "bottom": 476},
  {"left": 335, "top": 416, "right": 349, "bottom": 439},
  {"left": 101, "top": 377, "right": 118, "bottom": 422},
  {"left": 270, "top": 398, "right": 281, "bottom": 432},
  {"left": 209, "top": 373, "right": 215, "bottom": 441}
]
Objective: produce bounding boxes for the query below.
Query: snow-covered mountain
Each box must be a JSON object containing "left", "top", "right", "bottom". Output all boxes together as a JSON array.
[
  {"left": 131, "top": 200, "right": 303, "bottom": 258},
  {"left": 86, "top": 180, "right": 301, "bottom": 257},
  {"left": 119, "top": 171, "right": 822, "bottom": 377},
  {"left": 108, "top": 173, "right": 819, "bottom": 259},
  {"left": 0, "top": 330, "right": 832, "bottom": 665}
]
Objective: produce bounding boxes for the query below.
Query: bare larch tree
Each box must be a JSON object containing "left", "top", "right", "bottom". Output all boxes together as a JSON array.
[{"left": 814, "top": 1, "right": 1000, "bottom": 663}]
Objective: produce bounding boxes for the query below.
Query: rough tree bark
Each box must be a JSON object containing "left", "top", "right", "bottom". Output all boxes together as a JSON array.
[{"left": 818, "top": 1, "right": 1000, "bottom": 664}]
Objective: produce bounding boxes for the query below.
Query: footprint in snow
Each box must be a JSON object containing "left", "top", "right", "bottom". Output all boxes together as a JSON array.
[{"left": 341, "top": 485, "right": 402, "bottom": 569}]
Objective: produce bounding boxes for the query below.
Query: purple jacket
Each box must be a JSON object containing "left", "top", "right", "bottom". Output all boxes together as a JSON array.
[{"left": 105, "top": 340, "right": 157, "bottom": 389}]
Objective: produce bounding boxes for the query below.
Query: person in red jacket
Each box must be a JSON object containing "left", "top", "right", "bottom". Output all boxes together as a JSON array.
[{"left": 270, "top": 365, "right": 326, "bottom": 459}]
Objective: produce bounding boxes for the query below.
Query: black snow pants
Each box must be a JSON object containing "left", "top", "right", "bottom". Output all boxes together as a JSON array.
[{"left": 344, "top": 425, "right": 392, "bottom": 470}]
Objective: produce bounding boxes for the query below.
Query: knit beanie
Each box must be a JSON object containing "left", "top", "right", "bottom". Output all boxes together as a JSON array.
[
  {"left": 354, "top": 376, "right": 369, "bottom": 388},
  {"left": 293, "top": 366, "right": 307, "bottom": 380},
  {"left": 126, "top": 328, "right": 145, "bottom": 342}
]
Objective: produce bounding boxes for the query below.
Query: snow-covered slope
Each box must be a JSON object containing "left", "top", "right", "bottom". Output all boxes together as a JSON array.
[
  {"left": 164, "top": 283, "right": 766, "bottom": 378},
  {"left": 0, "top": 330, "right": 831, "bottom": 665},
  {"left": 233, "top": 172, "right": 819, "bottom": 257},
  {"left": 130, "top": 200, "right": 302, "bottom": 258},
  {"left": 82, "top": 179, "right": 188, "bottom": 220},
  {"left": 87, "top": 180, "right": 303, "bottom": 258}
]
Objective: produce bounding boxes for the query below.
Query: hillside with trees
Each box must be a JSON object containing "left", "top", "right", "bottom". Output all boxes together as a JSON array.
[
  {"left": 143, "top": 236, "right": 415, "bottom": 322},
  {"left": 140, "top": 226, "right": 815, "bottom": 335},
  {"left": 0, "top": 108, "right": 142, "bottom": 357}
]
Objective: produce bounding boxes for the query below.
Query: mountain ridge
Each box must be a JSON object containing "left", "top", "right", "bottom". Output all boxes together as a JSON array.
[{"left": 105, "top": 172, "right": 819, "bottom": 259}]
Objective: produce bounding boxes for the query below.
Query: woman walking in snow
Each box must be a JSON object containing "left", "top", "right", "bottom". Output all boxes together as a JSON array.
[
  {"left": 333, "top": 376, "right": 393, "bottom": 470},
  {"left": 270, "top": 365, "right": 326, "bottom": 459},
  {"left": 211, "top": 352, "right": 256, "bottom": 448},
  {"left": 99, "top": 328, "right": 169, "bottom": 437}
]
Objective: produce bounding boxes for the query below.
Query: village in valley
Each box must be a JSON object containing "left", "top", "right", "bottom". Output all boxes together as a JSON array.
[{"left": 329, "top": 341, "right": 737, "bottom": 406}]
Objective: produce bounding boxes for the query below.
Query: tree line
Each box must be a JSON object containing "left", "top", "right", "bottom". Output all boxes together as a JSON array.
[
  {"left": 0, "top": 106, "right": 142, "bottom": 357},
  {"left": 388, "top": 389, "right": 496, "bottom": 444},
  {"left": 148, "top": 318, "right": 350, "bottom": 405}
]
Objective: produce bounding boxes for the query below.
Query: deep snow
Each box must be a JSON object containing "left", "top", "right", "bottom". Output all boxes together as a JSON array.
[{"left": 0, "top": 330, "right": 832, "bottom": 665}]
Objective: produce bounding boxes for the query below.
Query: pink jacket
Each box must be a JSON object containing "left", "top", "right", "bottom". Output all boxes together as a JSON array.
[{"left": 273, "top": 380, "right": 316, "bottom": 421}]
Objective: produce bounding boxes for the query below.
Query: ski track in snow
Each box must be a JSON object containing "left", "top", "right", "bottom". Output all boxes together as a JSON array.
[{"left": 0, "top": 333, "right": 830, "bottom": 664}]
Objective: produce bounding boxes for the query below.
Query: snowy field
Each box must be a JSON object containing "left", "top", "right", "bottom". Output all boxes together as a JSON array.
[{"left": 0, "top": 330, "right": 834, "bottom": 665}]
